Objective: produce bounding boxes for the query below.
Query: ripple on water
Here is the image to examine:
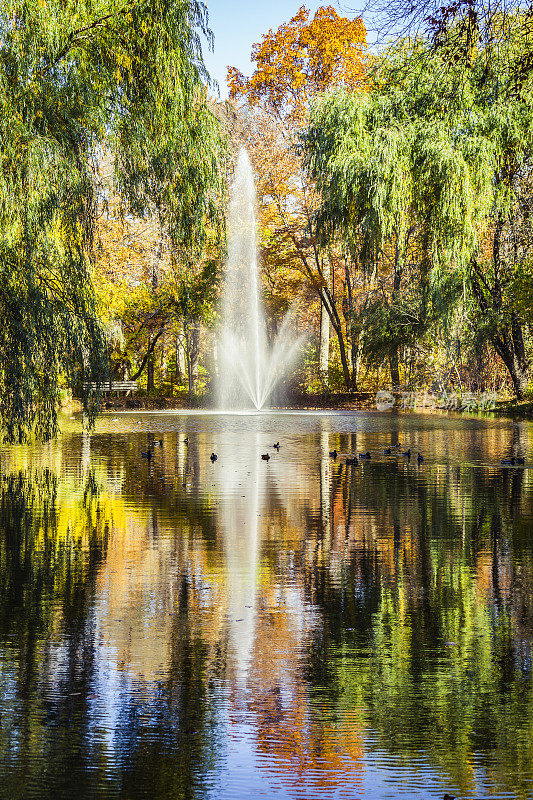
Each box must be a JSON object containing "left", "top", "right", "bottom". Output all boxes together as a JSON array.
[{"left": 0, "top": 410, "right": 532, "bottom": 799}]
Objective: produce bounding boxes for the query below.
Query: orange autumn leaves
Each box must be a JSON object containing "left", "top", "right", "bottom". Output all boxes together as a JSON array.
[{"left": 228, "top": 5, "right": 369, "bottom": 123}]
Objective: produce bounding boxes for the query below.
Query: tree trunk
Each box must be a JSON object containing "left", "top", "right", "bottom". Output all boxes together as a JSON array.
[
  {"left": 187, "top": 357, "right": 193, "bottom": 399},
  {"left": 319, "top": 261, "right": 330, "bottom": 385},
  {"left": 176, "top": 334, "right": 186, "bottom": 383},
  {"left": 185, "top": 328, "right": 192, "bottom": 399},
  {"left": 160, "top": 334, "right": 167, "bottom": 381},
  {"left": 332, "top": 315, "right": 352, "bottom": 389},
  {"left": 287, "top": 227, "right": 352, "bottom": 390},
  {"left": 130, "top": 327, "right": 165, "bottom": 382},
  {"left": 191, "top": 325, "right": 200, "bottom": 387},
  {"left": 344, "top": 258, "right": 359, "bottom": 391},
  {"left": 390, "top": 234, "right": 403, "bottom": 390},
  {"left": 185, "top": 324, "right": 200, "bottom": 400},
  {"left": 319, "top": 286, "right": 352, "bottom": 389},
  {"left": 152, "top": 234, "right": 163, "bottom": 291},
  {"left": 493, "top": 333, "right": 529, "bottom": 398},
  {"left": 470, "top": 257, "right": 530, "bottom": 399},
  {"left": 350, "top": 334, "right": 360, "bottom": 390},
  {"left": 390, "top": 352, "right": 400, "bottom": 388},
  {"left": 147, "top": 353, "right": 154, "bottom": 393},
  {"left": 146, "top": 224, "right": 163, "bottom": 395}
]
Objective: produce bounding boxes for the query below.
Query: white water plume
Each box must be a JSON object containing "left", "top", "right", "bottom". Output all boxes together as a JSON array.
[{"left": 217, "top": 148, "right": 302, "bottom": 410}]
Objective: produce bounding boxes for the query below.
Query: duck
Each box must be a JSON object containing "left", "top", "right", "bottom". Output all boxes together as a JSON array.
[
  {"left": 358, "top": 451, "right": 371, "bottom": 460},
  {"left": 261, "top": 453, "right": 270, "bottom": 461},
  {"left": 141, "top": 450, "right": 152, "bottom": 460},
  {"left": 515, "top": 456, "right": 525, "bottom": 465},
  {"left": 273, "top": 442, "right": 280, "bottom": 450},
  {"left": 329, "top": 449, "right": 338, "bottom": 459},
  {"left": 417, "top": 452, "right": 424, "bottom": 463},
  {"left": 210, "top": 452, "right": 217, "bottom": 462},
  {"left": 345, "top": 457, "right": 358, "bottom": 465},
  {"left": 383, "top": 447, "right": 392, "bottom": 455},
  {"left": 402, "top": 448, "right": 411, "bottom": 458}
]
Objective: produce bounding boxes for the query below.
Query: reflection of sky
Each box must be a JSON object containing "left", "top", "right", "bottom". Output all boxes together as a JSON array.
[{"left": 90, "top": 644, "right": 124, "bottom": 752}]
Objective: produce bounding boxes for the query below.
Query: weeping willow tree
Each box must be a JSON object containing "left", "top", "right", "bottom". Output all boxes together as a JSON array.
[
  {"left": 0, "top": 0, "right": 223, "bottom": 441},
  {"left": 303, "top": 19, "right": 533, "bottom": 396}
]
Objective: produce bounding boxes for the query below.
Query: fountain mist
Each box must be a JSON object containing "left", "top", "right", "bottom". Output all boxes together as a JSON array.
[{"left": 217, "top": 148, "right": 302, "bottom": 410}]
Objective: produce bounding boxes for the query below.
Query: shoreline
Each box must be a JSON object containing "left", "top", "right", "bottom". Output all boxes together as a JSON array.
[
  {"left": 70, "top": 391, "right": 533, "bottom": 419},
  {"left": 92, "top": 391, "right": 376, "bottom": 413}
]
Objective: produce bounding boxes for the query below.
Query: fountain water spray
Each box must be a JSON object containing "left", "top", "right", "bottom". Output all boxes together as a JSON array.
[{"left": 217, "top": 148, "right": 302, "bottom": 410}]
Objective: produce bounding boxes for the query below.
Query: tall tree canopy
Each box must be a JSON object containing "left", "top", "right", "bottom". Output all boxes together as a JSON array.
[
  {"left": 228, "top": 5, "right": 368, "bottom": 122},
  {"left": 303, "top": 21, "right": 533, "bottom": 396},
  {"left": 0, "top": 0, "right": 222, "bottom": 440}
]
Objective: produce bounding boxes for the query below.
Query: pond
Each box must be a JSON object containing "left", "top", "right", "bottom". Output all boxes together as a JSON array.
[{"left": 0, "top": 410, "right": 532, "bottom": 800}]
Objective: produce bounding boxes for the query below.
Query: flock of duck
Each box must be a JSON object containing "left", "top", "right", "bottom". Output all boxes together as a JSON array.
[
  {"left": 327, "top": 446, "right": 526, "bottom": 468},
  {"left": 139, "top": 437, "right": 526, "bottom": 468},
  {"left": 212, "top": 441, "right": 281, "bottom": 463},
  {"left": 329, "top": 443, "right": 424, "bottom": 464}
]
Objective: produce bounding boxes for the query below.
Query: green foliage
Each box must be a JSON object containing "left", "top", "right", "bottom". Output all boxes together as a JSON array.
[
  {"left": 303, "top": 19, "right": 533, "bottom": 394},
  {"left": 166, "top": 256, "right": 220, "bottom": 324},
  {"left": 0, "top": 0, "right": 222, "bottom": 439},
  {"left": 303, "top": 43, "right": 499, "bottom": 269}
]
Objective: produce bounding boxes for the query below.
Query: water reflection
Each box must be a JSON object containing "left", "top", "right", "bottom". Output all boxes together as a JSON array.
[{"left": 0, "top": 412, "right": 532, "bottom": 799}]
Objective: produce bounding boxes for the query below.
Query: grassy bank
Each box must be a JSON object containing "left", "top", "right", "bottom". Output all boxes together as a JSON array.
[{"left": 494, "top": 399, "right": 533, "bottom": 417}]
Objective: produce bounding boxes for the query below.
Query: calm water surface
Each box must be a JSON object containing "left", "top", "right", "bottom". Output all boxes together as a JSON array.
[{"left": 1, "top": 410, "right": 533, "bottom": 800}]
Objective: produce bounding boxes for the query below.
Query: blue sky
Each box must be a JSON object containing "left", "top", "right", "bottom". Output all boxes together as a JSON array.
[{"left": 202, "top": 1, "right": 341, "bottom": 98}]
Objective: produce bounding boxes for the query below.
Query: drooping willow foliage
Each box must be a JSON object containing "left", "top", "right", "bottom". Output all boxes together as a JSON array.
[
  {"left": 302, "top": 20, "right": 533, "bottom": 395},
  {"left": 0, "top": 0, "right": 223, "bottom": 441},
  {"left": 113, "top": 0, "right": 225, "bottom": 255}
]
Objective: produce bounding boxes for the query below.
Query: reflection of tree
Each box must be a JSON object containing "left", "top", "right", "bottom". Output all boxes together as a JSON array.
[
  {"left": 300, "top": 457, "right": 533, "bottom": 799},
  {"left": 244, "top": 611, "right": 365, "bottom": 796},
  {"left": 0, "top": 467, "right": 223, "bottom": 800},
  {"left": 0, "top": 468, "right": 109, "bottom": 798},
  {"left": 107, "top": 627, "right": 220, "bottom": 800},
  {"left": 2, "top": 418, "right": 533, "bottom": 800},
  {"left": 0, "top": 469, "right": 107, "bottom": 628}
]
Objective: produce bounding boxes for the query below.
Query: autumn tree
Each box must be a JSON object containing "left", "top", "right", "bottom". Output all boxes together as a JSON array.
[
  {"left": 228, "top": 6, "right": 368, "bottom": 122},
  {"left": 94, "top": 146, "right": 224, "bottom": 399},
  {"left": 228, "top": 6, "right": 369, "bottom": 389}
]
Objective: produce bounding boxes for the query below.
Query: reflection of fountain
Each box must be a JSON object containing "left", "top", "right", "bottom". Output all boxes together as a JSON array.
[
  {"left": 217, "top": 148, "right": 302, "bottom": 410},
  {"left": 218, "top": 428, "right": 261, "bottom": 683},
  {"left": 213, "top": 416, "right": 325, "bottom": 684}
]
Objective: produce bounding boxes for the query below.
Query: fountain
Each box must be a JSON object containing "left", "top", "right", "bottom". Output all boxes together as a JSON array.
[{"left": 217, "top": 148, "right": 302, "bottom": 410}]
